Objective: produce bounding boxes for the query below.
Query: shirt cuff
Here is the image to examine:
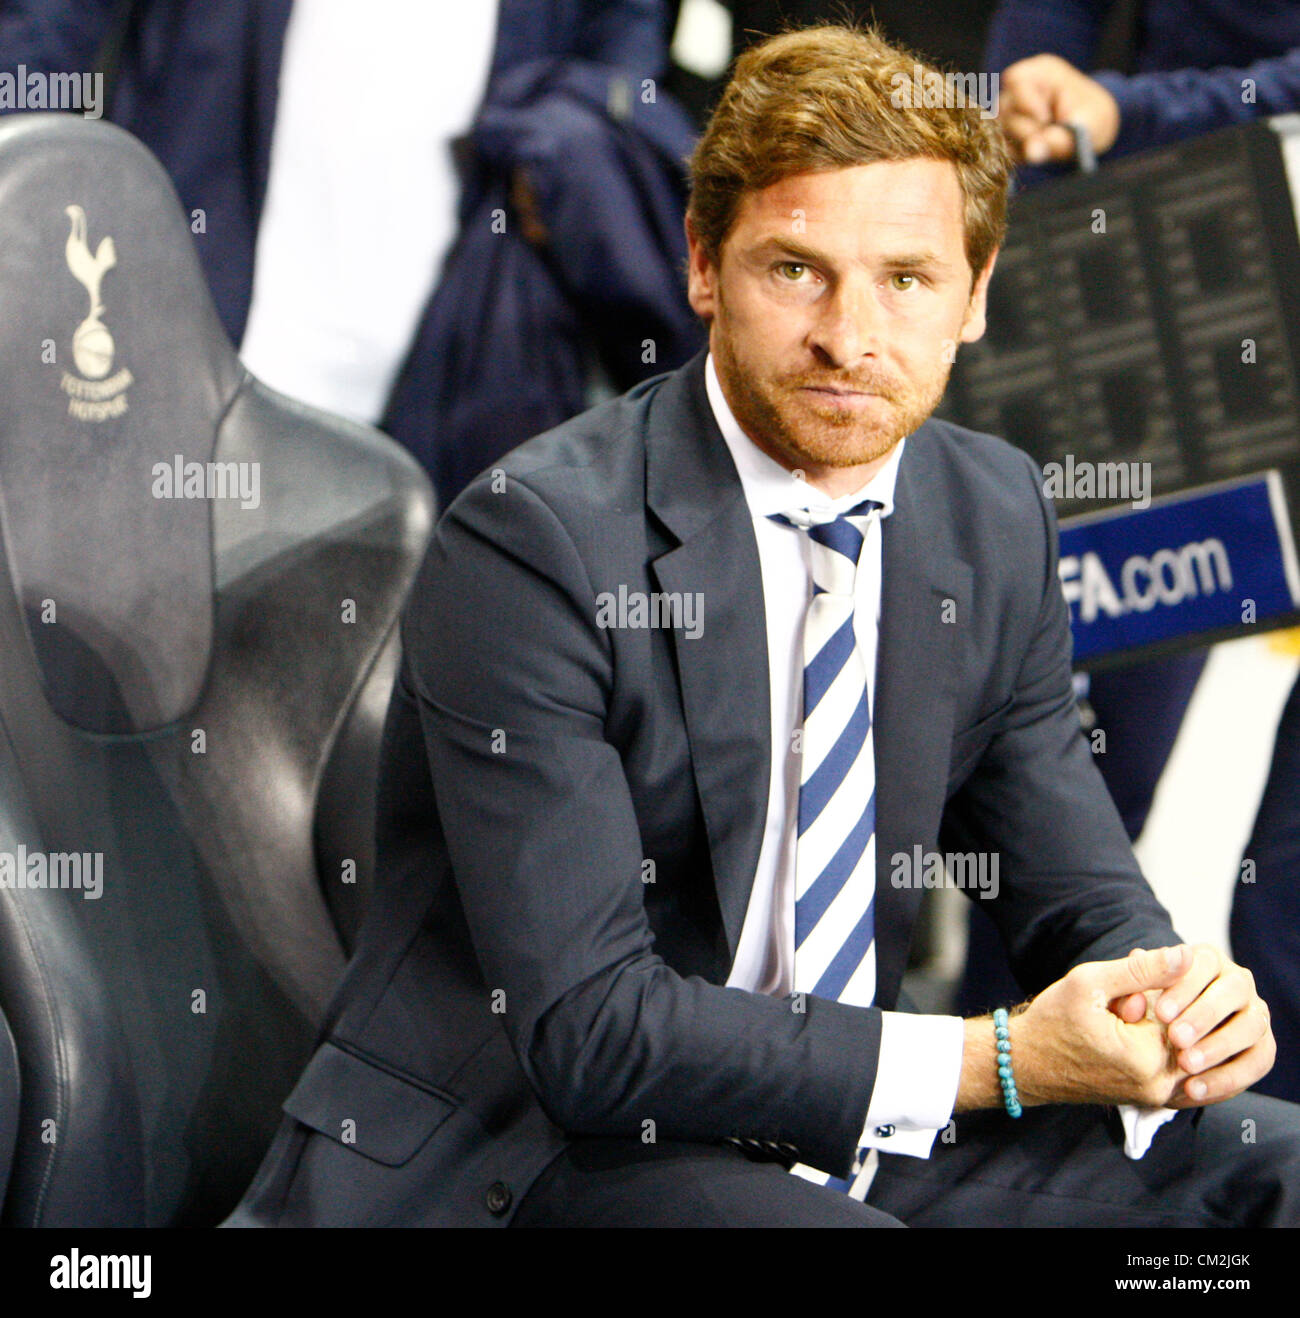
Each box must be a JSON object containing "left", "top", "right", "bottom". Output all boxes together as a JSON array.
[
  {"left": 857, "top": 1011, "right": 964, "bottom": 1159},
  {"left": 1118, "top": 1104, "right": 1180, "bottom": 1158}
]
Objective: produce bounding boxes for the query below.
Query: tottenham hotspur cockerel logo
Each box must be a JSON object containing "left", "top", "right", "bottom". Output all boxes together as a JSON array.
[{"left": 60, "top": 204, "right": 133, "bottom": 421}]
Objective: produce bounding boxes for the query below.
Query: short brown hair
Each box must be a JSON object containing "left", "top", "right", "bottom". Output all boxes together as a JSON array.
[{"left": 687, "top": 24, "right": 1012, "bottom": 280}]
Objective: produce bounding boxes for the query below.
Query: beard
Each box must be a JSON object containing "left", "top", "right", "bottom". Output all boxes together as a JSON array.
[{"left": 712, "top": 321, "right": 950, "bottom": 473}]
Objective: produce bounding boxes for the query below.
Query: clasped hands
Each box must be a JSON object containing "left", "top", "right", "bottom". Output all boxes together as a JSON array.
[{"left": 1009, "top": 944, "right": 1276, "bottom": 1110}]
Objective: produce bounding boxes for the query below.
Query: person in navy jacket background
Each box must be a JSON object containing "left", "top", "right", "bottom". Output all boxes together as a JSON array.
[
  {"left": 974, "top": 0, "right": 1300, "bottom": 1102},
  {"left": 0, "top": 0, "right": 701, "bottom": 507}
]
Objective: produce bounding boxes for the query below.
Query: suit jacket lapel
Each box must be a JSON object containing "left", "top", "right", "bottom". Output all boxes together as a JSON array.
[
  {"left": 872, "top": 433, "right": 972, "bottom": 1009},
  {"left": 645, "top": 355, "right": 771, "bottom": 963}
]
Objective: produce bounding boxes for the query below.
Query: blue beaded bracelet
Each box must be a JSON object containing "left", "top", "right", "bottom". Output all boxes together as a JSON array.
[{"left": 993, "top": 1008, "right": 1022, "bottom": 1118}]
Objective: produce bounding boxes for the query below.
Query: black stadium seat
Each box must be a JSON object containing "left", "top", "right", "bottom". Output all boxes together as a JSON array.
[
  {"left": 0, "top": 1005, "right": 16, "bottom": 1207},
  {"left": 0, "top": 114, "right": 434, "bottom": 1226}
]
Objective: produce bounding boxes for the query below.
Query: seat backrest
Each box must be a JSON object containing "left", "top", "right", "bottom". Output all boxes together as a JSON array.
[
  {"left": 0, "top": 1001, "right": 16, "bottom": 1208},
  {"left": 0, "top": 113, "right": 434, "bottom": 1225}
]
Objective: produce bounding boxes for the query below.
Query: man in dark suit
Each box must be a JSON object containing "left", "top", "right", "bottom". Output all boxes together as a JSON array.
[{"left": 230, "top": 23, "right": 1297, "bottom": 1228}]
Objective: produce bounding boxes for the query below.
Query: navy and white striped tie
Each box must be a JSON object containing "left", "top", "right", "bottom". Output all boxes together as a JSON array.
[
  {"left": 772, "top": 498, "right": 883, "bottom": 1199},
  {"left": 772, "top": 499, "right": 883, "bottom": 1011}
]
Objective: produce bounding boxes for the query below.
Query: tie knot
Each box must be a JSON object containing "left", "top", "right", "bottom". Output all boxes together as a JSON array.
[{"left": 769, "top": 499, "right": 881, "bottom": 595}]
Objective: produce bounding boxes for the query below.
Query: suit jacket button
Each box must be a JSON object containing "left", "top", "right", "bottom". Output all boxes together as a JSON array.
[
  {"left": 485, "top": 1181, "right": 513, "bottom": 1216},
  {"left": 874, "top": 1125, "right": 895, "bottom": 1138}
]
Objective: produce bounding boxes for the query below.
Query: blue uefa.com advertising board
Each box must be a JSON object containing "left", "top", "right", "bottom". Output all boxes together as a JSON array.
[{"left": 1058, "top": 472, "right": 1300, "bottom": 664}]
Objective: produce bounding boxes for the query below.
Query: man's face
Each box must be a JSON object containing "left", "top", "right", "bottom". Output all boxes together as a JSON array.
[{"left": 687, "top": 158, "right": 996, "bottom": 494}]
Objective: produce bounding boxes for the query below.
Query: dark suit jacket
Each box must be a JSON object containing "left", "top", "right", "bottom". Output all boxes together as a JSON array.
[{"left": 230, "top": 350, "right": 1178, "bottom": 1227}]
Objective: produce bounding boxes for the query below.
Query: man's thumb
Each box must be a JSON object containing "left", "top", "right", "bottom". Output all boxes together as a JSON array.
[{"left": 1096, "top": 945, "right": 1188, "bottom": 998}]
